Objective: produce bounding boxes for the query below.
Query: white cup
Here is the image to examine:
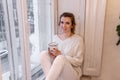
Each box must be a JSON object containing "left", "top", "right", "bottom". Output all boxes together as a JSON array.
[{"left": 48, "top": 42, "right": 58, "bottom": 51}]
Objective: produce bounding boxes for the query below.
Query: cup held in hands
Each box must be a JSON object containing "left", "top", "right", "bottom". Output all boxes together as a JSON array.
[{"left": 48, "top": 42, "right": 58, "bottom": 52}]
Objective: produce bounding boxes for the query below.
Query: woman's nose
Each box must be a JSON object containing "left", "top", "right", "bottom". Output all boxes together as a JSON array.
[{"left": 62, "top": 23, "right": 66, "bottom": 27}]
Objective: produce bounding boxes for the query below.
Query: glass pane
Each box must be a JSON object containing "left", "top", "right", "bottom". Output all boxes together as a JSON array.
[
  {"left": 0, "top": 1, "right": 10, "bottom": 80},
  {"left": 1, "top": 0, "right": 22, "bottom": 79}
]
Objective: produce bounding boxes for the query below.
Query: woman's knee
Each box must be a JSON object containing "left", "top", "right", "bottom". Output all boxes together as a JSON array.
[
  {"left": 40, "top": 51, "right": 48, "bottom": 62},
  {"left": 56, "top": 55, "right": 65, "bottom": 60},
  {"left": 54, "top": 55, "right": 66, "bottom": 63}
]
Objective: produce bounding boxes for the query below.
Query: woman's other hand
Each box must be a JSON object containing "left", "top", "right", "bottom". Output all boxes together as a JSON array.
[
  {"left": 52, "top": 48, "right": 61, "bottom": 56},
  {"left": 48, "top": 48, "right": 61, "bottom": 58}
]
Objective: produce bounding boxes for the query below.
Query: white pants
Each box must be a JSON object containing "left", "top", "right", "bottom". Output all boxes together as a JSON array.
[{"left": 40, "top": 51, "right": 79, "bottom": 80}]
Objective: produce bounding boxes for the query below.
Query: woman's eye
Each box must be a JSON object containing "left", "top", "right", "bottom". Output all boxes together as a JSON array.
[
  {"left": 60, "top": 21, "right": 70, "bottom": 25},
  {"left": 60, "top": 21, "right": 64, "bottom": 24},
  {"left": 66, "top": 22, "right": 70, "bottom": 24}
]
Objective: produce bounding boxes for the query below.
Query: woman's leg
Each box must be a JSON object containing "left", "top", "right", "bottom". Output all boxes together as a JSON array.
[
  {"left": 45, "top": 55, "right": 78, "bottom": 80},
  {"left": 40, "top": 51, "right": 53, "bottom": 76}
]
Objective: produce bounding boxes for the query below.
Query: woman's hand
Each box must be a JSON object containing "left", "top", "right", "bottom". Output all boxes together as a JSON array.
[
  {"left": 48, "top": 48, "right": 61, "bottom": 58},
  {"left": 48, "top": 48, "right": 56, "bottom": 58},
  {"left": 52, "top": 48, "right": 61, "bottom": 56}
]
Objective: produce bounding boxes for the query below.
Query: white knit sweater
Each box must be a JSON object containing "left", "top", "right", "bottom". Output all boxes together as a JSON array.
[{"left": 53, "top": 34, "right": 84, "bottom": 78}]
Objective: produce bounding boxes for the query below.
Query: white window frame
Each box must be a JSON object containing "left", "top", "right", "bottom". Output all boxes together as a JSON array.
[
  {"left": 16, "top": 0, "right": 32, "bottom": 79},
  {"left": 0, "top": 0, "right": 57, "bottom": 80}
]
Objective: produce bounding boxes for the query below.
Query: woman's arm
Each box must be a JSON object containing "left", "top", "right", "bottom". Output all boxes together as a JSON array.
[{"left": 65, "top": 37, "right": 84, "bottom": 67}]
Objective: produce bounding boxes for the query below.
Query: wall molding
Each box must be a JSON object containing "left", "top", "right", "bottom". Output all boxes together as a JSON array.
[{"left": 83, "top": 0, "right": 106, "bottom": 76}]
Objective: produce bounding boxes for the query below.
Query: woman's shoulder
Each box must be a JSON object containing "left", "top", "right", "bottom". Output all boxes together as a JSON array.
[
  {"left": 73, "top": 34, "right": 83, "bottom": 40},
  {"left": 53, "top": 34, "right": 60, "bottom": 39},
  {"left": 53, "top": 34, "right": 61, "bottom": 41},
  {"left": 73, "top": 34, "right": 84, "bottom": 46}
]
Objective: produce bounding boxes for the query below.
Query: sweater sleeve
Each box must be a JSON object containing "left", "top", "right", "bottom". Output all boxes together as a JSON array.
[{"left": 65, "top": 37, "right": 84, "bottom": 67}]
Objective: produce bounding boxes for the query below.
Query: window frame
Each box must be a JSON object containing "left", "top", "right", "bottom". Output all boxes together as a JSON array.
[{"left": 0, "top": 0, "right": 57, "bottom": 80}]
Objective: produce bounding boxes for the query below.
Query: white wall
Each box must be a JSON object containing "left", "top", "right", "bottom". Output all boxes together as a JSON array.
[{"left": 95, "top": 0, "right": 120, "bottom": 80}]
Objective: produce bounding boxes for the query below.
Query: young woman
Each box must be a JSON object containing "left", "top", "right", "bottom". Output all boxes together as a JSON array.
[{"left": 40, "top": 12, "right": 84, "bottom": 80}]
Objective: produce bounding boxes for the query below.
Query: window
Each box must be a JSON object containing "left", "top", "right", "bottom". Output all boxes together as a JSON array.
[{"left": 0, "top": 0, "right": 56, "bottom": 80}]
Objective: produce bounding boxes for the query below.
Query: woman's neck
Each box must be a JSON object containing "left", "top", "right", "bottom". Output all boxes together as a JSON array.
[
  {"left": 58, "top": 32, "right": 73, "bottom": 40},
  {"left": 63, "top": 32, "right": 73, "bottom": 37}
]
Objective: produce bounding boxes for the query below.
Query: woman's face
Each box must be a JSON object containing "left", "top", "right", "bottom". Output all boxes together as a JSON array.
[{"left": 60, "top": 17, "right": 73, "bottom": 33}]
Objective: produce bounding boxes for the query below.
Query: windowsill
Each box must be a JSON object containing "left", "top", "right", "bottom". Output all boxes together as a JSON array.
[{"left": 2, "top": 64, "right": 45, "bottom": 80}]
